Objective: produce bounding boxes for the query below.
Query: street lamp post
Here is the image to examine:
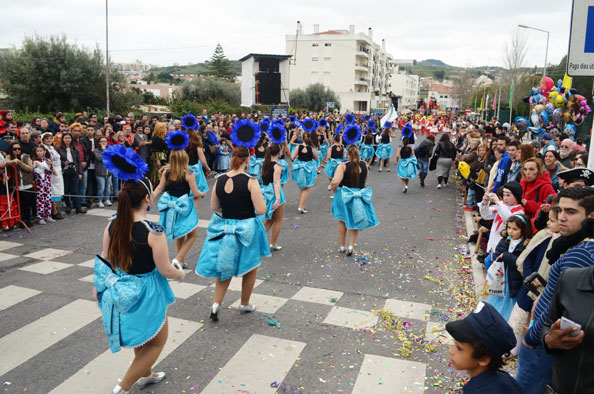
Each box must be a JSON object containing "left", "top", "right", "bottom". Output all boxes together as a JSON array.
[
  {"left": 518, "top": 24, "right": 550, "bottom": 77},
  {"left": 105, "top": 0, "right": 110, "bottom": 116}
]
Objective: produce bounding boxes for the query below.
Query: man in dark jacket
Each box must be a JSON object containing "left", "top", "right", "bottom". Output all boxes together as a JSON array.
[{"left": 72, "top": 124, "right": 91, "bottom": 209}]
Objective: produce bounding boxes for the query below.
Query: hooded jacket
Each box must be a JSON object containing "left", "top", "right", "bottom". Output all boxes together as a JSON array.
[{"left": 520, "top": 171, "right": 556, "bottom": 217}]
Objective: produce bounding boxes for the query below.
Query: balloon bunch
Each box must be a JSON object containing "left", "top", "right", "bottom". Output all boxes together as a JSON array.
[{"left": 517, "top": 76, "right": 592, "bottom": 138}]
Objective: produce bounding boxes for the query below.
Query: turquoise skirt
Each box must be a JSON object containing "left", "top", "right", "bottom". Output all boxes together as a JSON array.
[
  {"left": 375, "top": 143, "right": 393, "bottom": 160},
  {"left": 320, "top": 143, "right": 328, "bottom": 161},
  {"left": 196, "top": 214, "right": 271, "bottom": 281},
  {"left": 331, "top": 186, "right": 379, "bottom": 231},
  {"left": 249, "top": 156, "right": 264, "bottom": 182},
  {"left": 261, "top": 183, "right": 286, "bottom": 220},
  {"left": 289, "top": 143, "right": 298, "bottom": 155},
  {"left": 397, "top": 157, "right": 418, "bottom": 180},
  {"left": 278, "top": 158, "right": 290, "bottom": 184},
  {"left": 292, "top": 159, "right": 317, "bottom": 189},
  {"left": 189, "top": 162, "right": 209, "bottom": 193},
  {"left": 158, "top": 193, "right": 199, "bottom": 242},
  {"left": 324, "top": 158, "right": 347, "bottom": 179},
  {"left": 360, "top": 144, "right": 375, "bottom": 160}
]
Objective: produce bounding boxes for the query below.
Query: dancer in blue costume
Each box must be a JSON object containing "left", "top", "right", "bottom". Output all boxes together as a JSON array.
[
  {"left": 291, "top": 132, "right": 319, "bottom": 214},
  {"left": 375, "top": 127, "right": 395, "bottom": 172},
  {"left": 185, "top": 129, "right": 211, "bottom": 193},
  {"left": 196, "top": 146, "right": 270, "bottom": 321},
  {"left": 289, "top": 127, "right": 303, "bottom": 155},
  {"left": 396, "top": 137, "right": 418, "bottom": 193},
  {"left": 278, "top": 142, "right": 291, "bottom": 184},
  {"left": 261, "top": 143, "right": 286, "bottom": 251},
  {"left": 153, "top": 131, "right": 205, "bottom": 269},
  {"left": 324, "top": 134, "right": 346, "bottom": 199},
  {"left": 96, "top": 145, "right": 186, "bottom": 394},
  {"left": 249, "top": 134, "right": 267, "bottom": 180},
  {"left": 360, "top": 131, "right": 375, "bottom": 164},
  {"left": 317, "top": 125, "right": 330, "bottom": 168},
  {"left": 330, "top": 145, "right": 379, "bottom": 256}
]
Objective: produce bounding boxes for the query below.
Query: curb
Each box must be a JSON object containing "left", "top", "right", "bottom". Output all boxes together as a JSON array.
[{"left": 463, "top": 210, "right": 487, "bottom": 301}]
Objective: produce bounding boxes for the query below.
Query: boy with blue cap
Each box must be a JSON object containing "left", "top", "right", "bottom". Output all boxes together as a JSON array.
[{"left": 446, "top": 302, "right": 523, "bottom": 393}]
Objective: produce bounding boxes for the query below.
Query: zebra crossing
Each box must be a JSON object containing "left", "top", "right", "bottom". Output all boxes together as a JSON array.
[{"left": 0, "top": 241, "right": 454, "bottom": 393}]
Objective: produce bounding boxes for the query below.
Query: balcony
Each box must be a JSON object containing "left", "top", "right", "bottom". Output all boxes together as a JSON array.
[
  {"left": 355, "top": 63, "right": 369, "bottom": 72},
  {"left": 356, "top": 46, "right": 370, "bottom": 58},
  {"left": 354, "top": 78, "right": 369, "bottom": 86}
]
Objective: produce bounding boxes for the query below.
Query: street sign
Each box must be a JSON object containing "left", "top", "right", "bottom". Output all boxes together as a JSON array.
[
  {"left": 327, "top": 102, "right": 335, "bottom": 108},
  {"left": 270, "top": 106, "right": 289, "bottom": 119},
  {"left": 567, "top": 0, "right": 594, "bottom": 76}
]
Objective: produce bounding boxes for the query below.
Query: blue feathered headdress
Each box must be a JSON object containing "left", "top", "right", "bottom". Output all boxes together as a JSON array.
[
  {"left": 401, "top": 123, "right": 413, "bottom": 139},
  {"left": 102, "top": 144, "right": 148, "bottom": 182},
  {"left": 262, "top": 116, "right": 271, "bottom": 124},
  {"left": 335, "top": 124, "right": 344, "bottom": 135},
  {"left": 165, "top": 130, "right": 190, "bottom": 150},
  {"left": 181, "top": 114, "right": 198, "bottom": 130},
  {"left": 301, "top": 118, "right": 318, "bottom": 132},
  {"left": 384, "top": 121, "right": 392, "bottom": 130},
  {"left": 269, "top": 124, "right": 287, "bottom": 144},
  {"left": 318, "top": 118, "right": 328, "bottom": 128},
  {"left": 231, "top": 119, "right": 261, "bottom": 148},
  {"left": 367, "top": 119, "right": 376, "bottom": 130},
  {"left": 344, "top": 113, "right": 355, "bottom": 124},
  {"left": 259, "top": 121, "right": 271, "bottom": 134},
  {"left": 289, "top": 115, "right": 297, "bottom": 123},
  {"left": 343, "top": 124, "right": 362, "bottom": 145}
]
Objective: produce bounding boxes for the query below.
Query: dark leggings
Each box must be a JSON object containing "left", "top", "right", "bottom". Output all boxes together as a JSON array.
[
  {"left": 63, "top": 173, "right": 80, "bottom": 208},
  {"left": 19, "top": 189, "right": 35, "bottom": 222}
]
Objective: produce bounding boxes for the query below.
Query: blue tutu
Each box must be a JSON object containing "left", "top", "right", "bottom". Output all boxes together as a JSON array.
[
  {"left": 289, "top": 143, "right": 298, "bottom": 155},
  {"left": 320, "top": 143, "right": 328, "bottom": 161},
  {"left": 249, "top": 156, "right": 264, "bottom": 181},
  {"left": 94, "top": 257, "right": 175, "bottom": 353},
  {"left": 292, "top": 159, "right": 318, "bottom": 189},
  {"left": 331, "top": 186, "right": 379, "bottom": 231},
  {"left": 324, "top": 158, "right": 347, "bottom": 179},
  {"left": 375, "top": 143, "right": 393, "bottom": 160},
  {"left": 278, "top": 158, "right": 290, "bottom": 184},
  {"left": 189, "top": 162, "right": 209, "bottom": 193},
  {"left": 158, "top": 193, "right": 199, "bottom": 242},
  {"left": 360, "top": 144, "right": 375, "bottom": 160},
  {"left": 196, "top": 214, "right": 271, "bottom": 281},
  {"left": 261, "top": 183, "right": 286, "bottom": 220},
  {"left": 397, "top": 157, "right": 418, "bottom": 180}
]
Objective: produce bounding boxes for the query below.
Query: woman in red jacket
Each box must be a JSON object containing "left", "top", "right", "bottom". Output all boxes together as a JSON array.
[{"left": 519, "top": 158, "right": 555, "bottom": 218}]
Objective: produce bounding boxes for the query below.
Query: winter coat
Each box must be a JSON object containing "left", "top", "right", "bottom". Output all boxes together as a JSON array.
[
  {"left": 520, "top": 171, "right": 556, "bottom": 218},
  {"left": 93, "top": 149, "right": 110, "bottom": 177},
  {"left": 493, "top": 236, "right": 526, "bottom": 298},
  {"left": 515, "top": 229, "right": 553, "bottom": 311},
  {"left": 415, "top": 139, "right": 434, "bottom": 161},
  {"left": 434, "top": 141, "right": 456, "bottom": 160},
  {"left": 56, "top": 145, "right": 83, "bottom": 175}
]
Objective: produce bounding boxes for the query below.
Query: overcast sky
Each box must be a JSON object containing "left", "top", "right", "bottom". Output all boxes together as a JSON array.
[{"left": 1, "top": 0, "right": 573, "bottom": 69}]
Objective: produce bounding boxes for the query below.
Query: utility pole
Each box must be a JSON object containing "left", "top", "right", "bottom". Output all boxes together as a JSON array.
[{"left": 105, "top": 0, "right": 110, "bottom": 116}]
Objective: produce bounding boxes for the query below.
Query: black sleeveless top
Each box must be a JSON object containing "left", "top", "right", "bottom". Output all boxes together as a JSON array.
[
  {"left": 340, "top": 161, "right": 367, "bottom": 189},
  {"left": 330, "top": 145, "right": 344, "bottom": 159},
  {"left": 381, "top": 134, "right": 390, "bottom": 144},
  {"left": 186, "top": 147, "right": 198, "bottom": 165},
  {"left": 298, "top": 145, "right": 313, "bottom": 162},
  {"left": 164, "top": 171, "right": 190, "bottom": 197},
  {"left": 364, "top": 134, "right": 374, "bottom": 144},
  {"left": 216, "top": 173, "right": 256, "bottom": 219},
  {"left": 108, "top": 220, "right": 162, "bottom": 275},
  {"left": 400, "top": 146, "right": 412, "bottom": 159},
  {"left": 255, "top": 147, "right": 266, "bottom": 158},
  {"left": 261, "top": 161, "right": 280, "bottom": 186}
]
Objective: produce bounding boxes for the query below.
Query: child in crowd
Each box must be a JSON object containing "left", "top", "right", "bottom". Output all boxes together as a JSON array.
[
  {"left": 478, "top": 181, "right": 525, "bottom": 269},
  {"left": 486, "top": 214, "right": 532, "bottom": 321},
  {"left": 32, "top": 145, "right": 56, "bottom": 225},
  {"left": 446, "top": 302, "right": 523, "bottom": 393},
  {"left": 217, "top": 139, "right": 231, "bottom": 171}
]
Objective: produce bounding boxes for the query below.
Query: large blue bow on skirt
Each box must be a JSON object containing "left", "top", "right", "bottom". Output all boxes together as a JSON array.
[
  {"left": 94, "top": 256, "right": 144, "bottom": 353},
  {"left": 341, "top": 186, "right": 373, "bottom": 228},
  {"left": 207, "top": 215, "right": 256, "bottom": 282},
  {"left": 158, "top": 193, "right": 191, "bottom": 242},
  {"left": 292, "top": 159, "right": 315, "bottom": 189}
]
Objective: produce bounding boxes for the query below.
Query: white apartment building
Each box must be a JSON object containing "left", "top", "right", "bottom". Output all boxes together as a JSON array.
[
  {"left": 427, "top": 84, "right": 461, "bottom": 110},
  {"left": 390, "top": 66, "right": 419, "bottom": 112},
  {"left": 286, "top": 24, "right": 394, "bottom": 113}
]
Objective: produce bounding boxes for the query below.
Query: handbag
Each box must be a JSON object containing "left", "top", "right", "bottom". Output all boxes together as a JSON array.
[
  {"left": 476, "top": 168, "right": 488, "bottom": 185},
  {"left": 208, "top": 144, "right": 218, "bottom": 155},
  {"left": 482, "top": 257, "right": 505, "bottom": 296},
  {"left": 63, "top": 163, "right": 77, "bottom": 176}
]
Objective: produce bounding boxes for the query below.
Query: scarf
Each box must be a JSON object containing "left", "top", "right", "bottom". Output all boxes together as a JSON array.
[{"left": 546, "top": 229, "right": 587, "bottom": 265}]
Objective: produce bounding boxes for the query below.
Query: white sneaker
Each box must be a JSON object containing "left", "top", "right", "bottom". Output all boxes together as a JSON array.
[
  {"left": 46, "top": 217, "right": 56, "bottom": 223},
  {"left": 269, "top": 244, "right": 282, "bottom": 251},
  {"left": 98, "top": 202, "right": 105, "bottom": 208},
  {"left": 436, "top": 184, "right": 442, "bottom": 189},
  {"left": 112, "top": 384, "right": 129, "bottom": 394},
  {"left": 135, "top": 372, "right": 166, "bottom": 389},
  {"left": 105, "top": 200, "right": 112, "bottom": 207},
  {"left": 38, "top": 219, "right": 47, "bottom": 225}
]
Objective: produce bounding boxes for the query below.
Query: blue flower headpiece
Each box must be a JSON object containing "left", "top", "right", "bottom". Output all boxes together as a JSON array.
[
  {"left": 262, "top": 116, "right": 271, "bottom": 124},
  {"left": 318, "top": 118, "right": 328, "bottom": 128},
  {"left": 166, "top": 130, "right": 190, "bottom": 150},
  {"left": 259, "top": 121, "right": 271, "bottom": 134},
  {"left": 344, "top": 113, "right": 355, "bottom": 124},
  {"left": 269, "top": 124, "right": 287, "bottom": 144},
  {"left": 367, "top": 119, "right": 376, "bottom": 130},
  {"left": 273, "top": 118, "right": 284, "bottom": 126},
  {"left": 301, "top": 118, "right": 318, "bottom": 133},
  {"left": 401, "top": 123, "right": 413, "bottom": 139},
  {"left": 335, "top": 124, "right": 344, "bottom": 135},
  {"left": 289, "top": 115, "right": 297, "bottom": 123},
  {"left": 363, "top": 115, "right": 370, "bottom": 121},
  {"left": 206, "top": 130, "right": 219, "bottom": 146},
  {"left": 231, "top": 119, "right": 261, "bottom": 148},
  {"left": 384, "top": 121, "right": 393, "bottom": 130},
  {"left": 343, "top": 124, "right": 362, "bottom": 145},
  {"left": 102, "top": 144, "right": 148, "bottom": 182},
  {"left": 181, "top": 114, "right": 198, "bottom": 130}
]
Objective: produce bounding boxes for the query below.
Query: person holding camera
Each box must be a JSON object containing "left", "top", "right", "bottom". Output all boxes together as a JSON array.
[{"left": 56, "top": 131, "right": 85, "bottom": 214}]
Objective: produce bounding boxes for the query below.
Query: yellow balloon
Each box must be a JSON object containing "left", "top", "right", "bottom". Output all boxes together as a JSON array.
[
  {"left": 555, "top": 95, "right": 566, "bottom": 108},
  {"left": 458, "top": 161, "right": 470, "bottom": 179}
]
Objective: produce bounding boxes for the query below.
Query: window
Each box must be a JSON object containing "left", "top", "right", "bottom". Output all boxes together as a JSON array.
[
  {"left": 324, "top": 43, "right": 331, "bottom": 47},
  {"left": 312, "top": 43, "right": 319, "bottom": 47},
  {"left": 312, "top": 57, "right": 319, "bottom": 61}
]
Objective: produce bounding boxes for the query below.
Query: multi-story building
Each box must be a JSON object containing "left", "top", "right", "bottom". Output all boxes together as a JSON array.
[
  {"left": 390, "top": 66, "right": 419, "bottom": 113},
  {"left": 286, "top": 24, "right": 394, "bottom": 113},
  {"left": 427, "top": 84, "right": 462, "bottom": 110}
]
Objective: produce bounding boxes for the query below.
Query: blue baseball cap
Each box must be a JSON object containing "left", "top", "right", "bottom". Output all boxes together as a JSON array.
[{"left": 445, "top": 302, "right": 516, "bottom": 356}]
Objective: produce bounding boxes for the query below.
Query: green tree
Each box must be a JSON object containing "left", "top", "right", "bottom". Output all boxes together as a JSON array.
[
  {"left": 206, "top": 43, "right": 235, "bottom": 81},
  {"left": 173, "top": 76, "right": 240, "bottom": 104},
  {"left": 433, "top": 70, "right": 445, "bottom": 81},
  {"left": 0, "top": 35, "right": 139, "bottom": 113},
  {"left": 289, "top": 84, "right": 340, "bottom": 111}
]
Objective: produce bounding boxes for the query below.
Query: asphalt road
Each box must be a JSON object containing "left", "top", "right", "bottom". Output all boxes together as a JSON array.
[{"left": 0, "top": 137, "right": 475, "bottom": 394}]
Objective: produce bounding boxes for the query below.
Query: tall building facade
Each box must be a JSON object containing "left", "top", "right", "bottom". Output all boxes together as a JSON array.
[
  {"left": 286, "top": 24, "right": 394, "bottom": 113},
  {"left": 390, "top": 66, "right": 420, "bottom": 112}
]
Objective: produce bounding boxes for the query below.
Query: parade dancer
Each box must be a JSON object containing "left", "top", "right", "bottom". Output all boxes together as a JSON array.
[
  {"left": 153, "top": 131, "right": 205, "bottom": 269},
  {"left": 196, "top": 146, "right": 269, "bottom": 321},
  {"left": 261, "top": 143, "right": 286, "bottom": 250},
  {"left": 249, "top": 134, "right": 267, "bottom": 178},
  {"left": 278, "top": 141, "right": 292, "bottom": 185},
  {"left": 396, "top": 137, "right": 418, "bottom": 193},
  {"left": 330, "top": 144, "right": 378, "bottom": 256},
  {"left": 360, "top": 129, "right": 375, "bottom": 165},
  {"left": 324, "top": 134, "right": 345, "bottom": 198},
  {"left": 186, "top": 128, "right": 211, "bottom": 193},
  {"left": 291, "top": 132, "right": 319, "bottom": 214},
  {"left": 97, "top": 145, "right": 185, "bottom": 394},
  {"left": 317, "top": 122, "right": 330, "bottom": 167},
  {"left": 375, "top": 126, "right": 394, "bottom": 172}
]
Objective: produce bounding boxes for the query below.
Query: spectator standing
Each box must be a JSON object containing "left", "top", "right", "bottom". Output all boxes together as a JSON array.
[
  {"left": 41, "top": 132, "right": 65, "bottom": 220},
  {"left": 6, "top": 141, "right": 34, "bottom": 228},
  {"left": 57, "top": 131, "right": 85, "bottom": 214},
  {"left": 94, "top": 136, "right": 113, "bottom": 208}
]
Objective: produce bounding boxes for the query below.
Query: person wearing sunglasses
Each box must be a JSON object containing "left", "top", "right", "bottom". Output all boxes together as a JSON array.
[{"left": 6, "top": 141, "right": 34, "bottom": 228}]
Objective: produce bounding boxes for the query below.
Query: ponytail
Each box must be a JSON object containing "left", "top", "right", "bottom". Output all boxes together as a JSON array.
[
  {"left": 348, "top": 145, "right": 361, "bottom": 187},
  {"left": 303, "top": 133, "right": 313, "bottom": 147},
  {"left": 261, "top": 143, "right": 280, "bottom": 179}
]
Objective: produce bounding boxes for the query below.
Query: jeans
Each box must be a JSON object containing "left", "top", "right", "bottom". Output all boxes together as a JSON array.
[
  {"left": 111, "top": 176, "right": 119, "bottom": 199},
  {"left": 78, "top": 169, "right": 87, "bottom": 205},
  {"left": 418, "top": 159, "right": 429, "bottom": 174},
  {"left": 63, "top": 173, "right": 80, "bottom": 208},
  {"left": 466, "top": 187, "right": 476, "bottom": 207},
  {"left": 515, "top": 343, "right": 553, "bottom": 394},
  {"left": 96, "top": 175, "right": 112, "bottom": 202}
]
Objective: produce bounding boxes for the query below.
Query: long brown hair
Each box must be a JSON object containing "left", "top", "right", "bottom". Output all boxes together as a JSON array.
[
  {"left": 347, "top": 145, "right": 361, "bottom": 187},
  {"left": 303, "top": 132, "right": 313, "bottom": 147},
  {"left": 261, "top": 143, "right": 280, "bottom": 179},
  {"left": 108, "top": 180, "right": 150, "bottom": 272},
  {"left": 166, "top": 149, "right": 189, "bottom": 182},
  {"left": 230, "top": 146, "right": 250, "bottom": 170}
]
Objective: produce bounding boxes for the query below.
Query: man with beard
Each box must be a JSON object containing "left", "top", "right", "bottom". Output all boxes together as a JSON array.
[
  {"left": 489, "top": 135, "right": 511, "bottom": 192},
  {"left": 559, "top": 139, "right": 574, "bottom": 168}
]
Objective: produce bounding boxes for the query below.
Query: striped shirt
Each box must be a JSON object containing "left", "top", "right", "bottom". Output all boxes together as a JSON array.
[{"left": 524, "top": 240, "right": 594, "bottom": 347}]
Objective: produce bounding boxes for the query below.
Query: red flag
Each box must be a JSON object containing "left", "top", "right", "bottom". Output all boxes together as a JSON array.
[{"left": 492, "top": 91, "right": 497, "bottom": 111}]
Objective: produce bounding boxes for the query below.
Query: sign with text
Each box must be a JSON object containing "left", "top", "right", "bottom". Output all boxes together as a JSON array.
[
  {"left": 270, "top": 106, "right": 289, "bottom": 119},
  {"left": 567, "top": 0, "right": 594, "bottom": 76}
]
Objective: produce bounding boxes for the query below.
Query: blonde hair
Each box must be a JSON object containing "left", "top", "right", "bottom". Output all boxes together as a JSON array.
[
  {"left": 153, "top": 122, "right": 167, "bottom": 140},
  {"left": 166, "top": 149, "right": 189, "bottom": 182}
]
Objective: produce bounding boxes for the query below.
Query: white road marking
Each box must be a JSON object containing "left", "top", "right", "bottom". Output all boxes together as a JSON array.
[
  {"left": 383, "top": 298, "right": 431, "bottom": 321},
  {"left": 19, "top": 261, "right": 72, "bottom": 275},
  {"left": 323, "top": 306, "right": 378, "bottom": 329},
  {"left": 290, "top": 286, "right": 343, "bottom": 305},
  {"left": 0, "top": 285, "right": 41, "bottom": 311},
  {"left": 351, "top": 354, "right": 426, "bottom": 394}
]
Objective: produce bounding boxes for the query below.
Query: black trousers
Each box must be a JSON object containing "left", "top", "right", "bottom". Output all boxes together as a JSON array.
[{"left": 19, "top": 189, "right": 35, "bottom": 223}]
